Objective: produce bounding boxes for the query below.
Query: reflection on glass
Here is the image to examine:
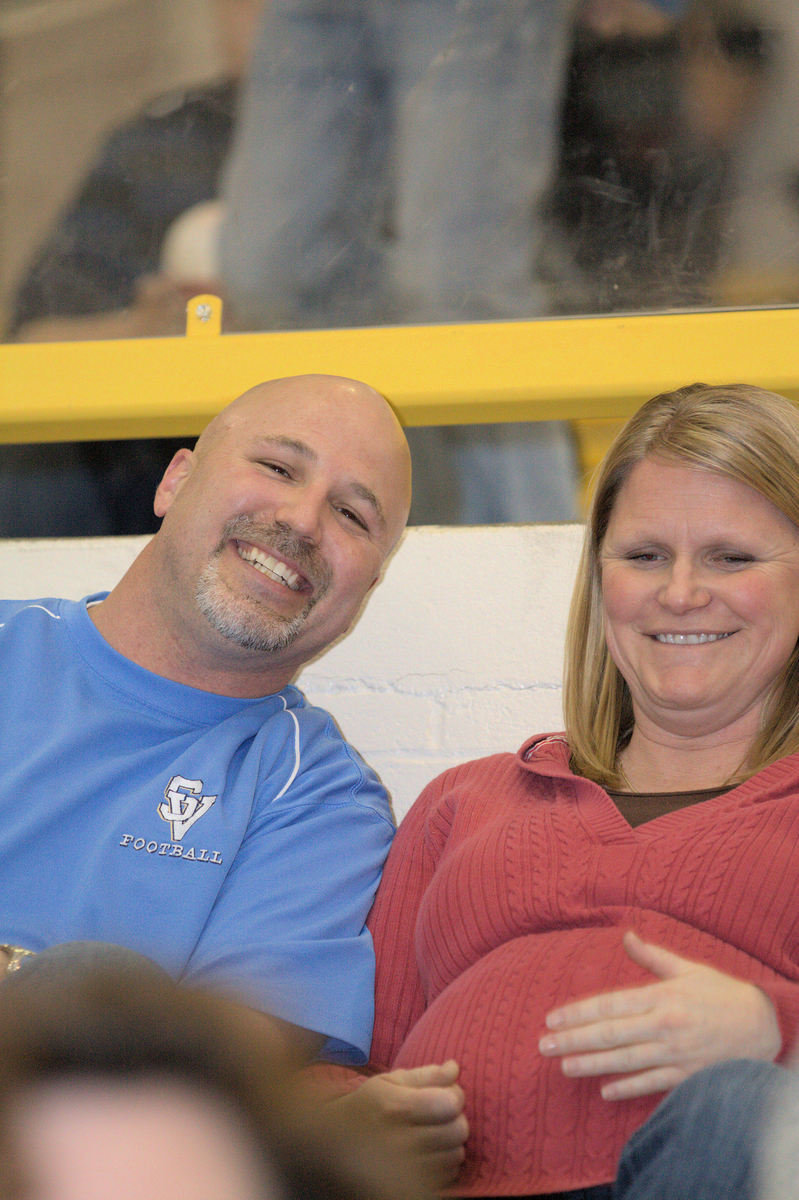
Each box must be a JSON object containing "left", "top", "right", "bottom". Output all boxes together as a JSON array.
[
  {"left": 3, "top": 0, "right": 797, "bottom": 338},
  {"left": 1, "top": 0, "right": 253, "bottom": 343},
  {"left": 1, "top": 0, "right": 798, "bottom": 535},
  {"left": 0, "top": 0, "right": 256, "bottom": 539},
  {"left": 541, "top": 0, "right": 799, "bottom": 314}
]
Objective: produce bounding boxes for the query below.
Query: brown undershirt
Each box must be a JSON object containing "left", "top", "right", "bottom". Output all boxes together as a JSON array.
[{"left": 606, "top": 785, "right": 734, "bottom": 826}]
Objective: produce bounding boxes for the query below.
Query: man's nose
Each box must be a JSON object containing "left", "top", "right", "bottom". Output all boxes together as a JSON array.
[{"left": 273, "top": 487, "right": 324, "bottom": 542}]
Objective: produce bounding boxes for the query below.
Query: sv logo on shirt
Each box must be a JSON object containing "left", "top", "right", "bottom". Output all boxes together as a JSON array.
[{"left": 158, "top": 775, "right": 217, "bottom": 842}]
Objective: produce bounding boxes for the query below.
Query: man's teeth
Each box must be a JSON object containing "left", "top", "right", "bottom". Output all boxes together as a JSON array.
[
  {"left": 237, "top": 545, "right": 302, "bottom": 591},
  {"left": 654, "top": 632, "right": 732, "bottom": 645}
]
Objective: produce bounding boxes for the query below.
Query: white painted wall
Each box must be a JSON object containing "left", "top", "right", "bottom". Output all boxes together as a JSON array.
[{"left": 0, "top": 524, "right": 584, "bottom": 822}]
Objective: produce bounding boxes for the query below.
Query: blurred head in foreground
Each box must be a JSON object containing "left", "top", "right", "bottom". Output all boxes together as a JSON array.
[{"left": 0, "top": 963, "right": 430, "bottom": 1200}]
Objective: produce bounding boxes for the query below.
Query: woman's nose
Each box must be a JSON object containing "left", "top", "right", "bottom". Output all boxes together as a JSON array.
[{"left": 657, "top": 561, "right": 712, "bottom": 612}]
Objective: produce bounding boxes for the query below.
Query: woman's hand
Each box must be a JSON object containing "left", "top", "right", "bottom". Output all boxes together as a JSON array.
[{"left": 538, "top": 931, "right": 782, "bottom": 1100}]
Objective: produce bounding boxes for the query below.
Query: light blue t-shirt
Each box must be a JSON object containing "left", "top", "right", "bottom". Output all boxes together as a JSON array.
[{"left": 0, "top": 596, "right": 395, "bottom": 1063}]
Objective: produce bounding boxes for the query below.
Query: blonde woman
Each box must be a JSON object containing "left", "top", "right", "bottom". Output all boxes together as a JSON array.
[{"left": 360, "top": 383, "right": 799, "bottom": 1198}]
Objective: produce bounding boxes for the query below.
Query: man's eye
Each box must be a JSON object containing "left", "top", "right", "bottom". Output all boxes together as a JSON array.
[
  {"left": 337, "top": 506, "right": 368, "bottom": 531},
  {"left": 259, "top": 461, "right": 291, "bottom": 478}
]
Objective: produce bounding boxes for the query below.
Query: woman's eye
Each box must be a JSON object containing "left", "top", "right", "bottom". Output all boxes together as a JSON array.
[
  {"left": 716, "top": 553, "right": 753, "bottom": 567},
  {"left": 625, "top": 551, "right": 662, "bottom": 563}
]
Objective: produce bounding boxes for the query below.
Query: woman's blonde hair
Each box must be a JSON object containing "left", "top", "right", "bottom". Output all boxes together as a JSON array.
[{"left": 564, "top": 382, "right": 799, "bottom": 787}]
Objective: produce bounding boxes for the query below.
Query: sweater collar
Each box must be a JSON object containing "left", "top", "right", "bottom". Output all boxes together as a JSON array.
[
  {"left": 517, "top": 731, "right": 799, "bottom": 803},
  {"left": 517, "top": 733, "right": 574, "bottom": 779}
]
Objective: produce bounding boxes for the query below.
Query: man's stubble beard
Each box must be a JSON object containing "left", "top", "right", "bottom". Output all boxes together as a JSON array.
[{"left": 195, "top": 519, "right": 331, "bottom": 654}]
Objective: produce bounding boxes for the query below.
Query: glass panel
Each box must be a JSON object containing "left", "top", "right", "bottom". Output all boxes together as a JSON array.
[
  {"left": 1, "top": 0, "right": 798, "bottom": 534},
  {"left": 3, "top": 0, "right": 798, "bottom": 342},
  {"left": 0, "top": 0, "right": 224, "bottom": 340}
]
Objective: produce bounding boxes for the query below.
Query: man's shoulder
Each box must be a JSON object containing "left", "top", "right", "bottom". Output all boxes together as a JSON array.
[
  {"left": 273, "top": 688, "right": 393, "bottom": 823},
  {"left": 278, "top": 686, "right": 361, "bottom": 761},
  {"left": 0, "top": 597, "right": 69, "bottom": 627}
]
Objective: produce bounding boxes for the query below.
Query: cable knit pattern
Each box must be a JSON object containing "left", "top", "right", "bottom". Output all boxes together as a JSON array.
[{"left": 366, "top": 735, "right": 799, "bottom": 1195}]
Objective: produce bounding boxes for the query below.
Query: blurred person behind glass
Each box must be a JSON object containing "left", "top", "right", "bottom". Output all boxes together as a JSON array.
[
  {"left": 219, "top": 0, "right": 682, "bottom": 526},
  {"left": 219, "top": 0, "right": 586, "bottom": 527},
  {"left": 8, "top": 0, "right": 262, "bottom": 345},
  {"left": 539, "top": 0, "right": 738, "bottom": 316},
  {"left": 540, "top": 0, "right": 799, "bottom": 317},
  {"left": 0, "top": 1, "right": 263, "bottom": 539},
  {"left": 680, "top": 0, "right": 799, "bottom": 307}
]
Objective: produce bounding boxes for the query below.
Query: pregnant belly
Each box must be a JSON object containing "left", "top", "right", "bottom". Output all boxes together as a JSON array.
[{"left": 392, "top": 926, "right": 675, "bottom": 1194}]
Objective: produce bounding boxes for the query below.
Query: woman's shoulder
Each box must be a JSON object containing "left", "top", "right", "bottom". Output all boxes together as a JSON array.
[
  {"left": 434, "top": 746, "right": 542, "bottom": 790},
  {"left": 407, "top": 735, "right": 572, "bottom": 816},
  {"left": 428, "top": 734, "right": 573, "bottom": 792}
]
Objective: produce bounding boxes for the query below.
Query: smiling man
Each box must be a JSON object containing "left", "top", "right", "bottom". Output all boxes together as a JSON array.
[
  {"left": 0, "top": 375, "right": 469, "bottom": 1188},
  {"left": 93, "top": 374, "right": 410, "bottom": 696},
  {"left": 0, "top": 375, "right": 411, "bottom": 1064}
]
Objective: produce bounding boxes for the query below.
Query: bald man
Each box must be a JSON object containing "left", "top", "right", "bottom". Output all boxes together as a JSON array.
[
  {"left": 0, "top": 374, "right": 468, "bottom": 1185},
  {"left": 0, "top": 376, "right": 411, "bottom": 1053}
]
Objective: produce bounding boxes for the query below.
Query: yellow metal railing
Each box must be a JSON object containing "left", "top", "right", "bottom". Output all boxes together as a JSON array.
[{"left": 2, "top": 300, "right": 799, "bottom": 445}]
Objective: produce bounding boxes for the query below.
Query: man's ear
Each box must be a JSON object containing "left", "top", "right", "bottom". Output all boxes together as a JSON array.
[{"left": 153, "top": 448, "right": 195, "bottom": 518}]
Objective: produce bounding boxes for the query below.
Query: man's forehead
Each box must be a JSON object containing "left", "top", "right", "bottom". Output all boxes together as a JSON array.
[
  {"left": 209, "top": 378, "right": 410, "bottom": 538},
  {"left": 240, "top": 375, "right": 384, "bottom": 418},
  {"left": 224, "top": 377, "right": 403, "bottom": 452},
  {"left": 251, "top": 433, "right": 315, "bottom": 460}
]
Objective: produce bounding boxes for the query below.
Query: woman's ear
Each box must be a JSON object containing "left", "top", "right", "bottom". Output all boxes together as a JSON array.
[{"left": 153, "top": 448, "right": 195, "bottom": 518}]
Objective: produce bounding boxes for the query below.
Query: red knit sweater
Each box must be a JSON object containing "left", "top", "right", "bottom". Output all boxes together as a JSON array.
[{"left": 366, "top": 735, "right": 799, "bottom": 1195}]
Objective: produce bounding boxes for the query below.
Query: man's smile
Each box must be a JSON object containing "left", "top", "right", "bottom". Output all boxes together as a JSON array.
[{"left": 235, "top": 541, "right": 307, "bottom": 592}]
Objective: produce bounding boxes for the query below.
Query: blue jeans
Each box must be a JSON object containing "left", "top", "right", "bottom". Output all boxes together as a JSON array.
[
  {"left": 220, "top": 0, "right": 580, "bottom": 524},
  {"left": 614, "top": 1060, "right": 794, "bottom": 1200},
  {"left": 222, "top": 0, "right": 573, "bottom": 328}
]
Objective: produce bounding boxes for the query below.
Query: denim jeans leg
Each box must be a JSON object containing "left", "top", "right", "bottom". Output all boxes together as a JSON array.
[
  {"left": 390, "top": 0, "right": 573, "bottom": 322},
  {"left": 614, "top": 1060, "right": 788, "bottom": 1200},
  {"left": 388, "top": 0, "right": 580, "bottom": 521},
  {"left": 220, "top": 0, "right": 581, "bottom": 522},
  {"left": 220, "top": 0, "right": 394, "bottom": 329}
]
